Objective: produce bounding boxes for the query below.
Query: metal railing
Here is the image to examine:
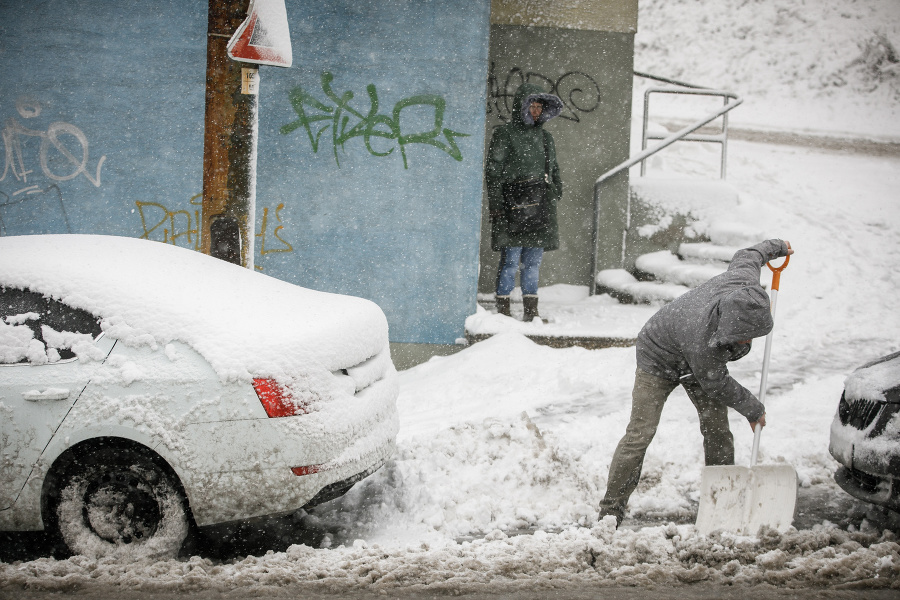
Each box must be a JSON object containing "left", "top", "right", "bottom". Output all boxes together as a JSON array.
[
  {"left": 588, "top": 74, "right": 743, "bottom": 295},
  {"left": 641, "top": 87, "right": 739, "bottom": 179}
]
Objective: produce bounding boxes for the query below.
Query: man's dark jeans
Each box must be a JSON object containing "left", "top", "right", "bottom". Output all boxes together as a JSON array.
[{"left": 599, "top": 368, "right": 735, "bottom": 523}]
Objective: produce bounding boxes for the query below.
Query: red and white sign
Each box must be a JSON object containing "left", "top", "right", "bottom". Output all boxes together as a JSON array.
[{"left": 227, "top": 0, "right": 292, "bottom": 68}]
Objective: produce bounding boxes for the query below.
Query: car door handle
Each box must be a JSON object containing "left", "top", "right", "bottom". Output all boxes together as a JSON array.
[{"left": 22, "top": 388, "right": 71, "bottom": 401}]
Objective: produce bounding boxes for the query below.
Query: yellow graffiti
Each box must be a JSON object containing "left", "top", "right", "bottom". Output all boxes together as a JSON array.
[
  {"left": 136, "top": 195, "right": 294, "bottom": 266},
  {"left": 135, "top": 193, "right": 202, "bottom": 249},
  {"left": 256, "top": 202, "right": 293, "bottom": 256}
]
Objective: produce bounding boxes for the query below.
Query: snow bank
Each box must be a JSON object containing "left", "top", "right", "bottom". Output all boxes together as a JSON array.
[{"left": 2, "top": 524, "right": 897, "bottom": 593}]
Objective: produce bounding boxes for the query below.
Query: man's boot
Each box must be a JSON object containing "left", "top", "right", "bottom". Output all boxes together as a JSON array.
[
  {"left": 598, "top": 509, "right": 622, "bottom": 529},
  {"left": 522, "top": 295, "right": 546, "bottom": 323},
  {"left": 495, "top": 295, "right": 511, "bottom": 317}
]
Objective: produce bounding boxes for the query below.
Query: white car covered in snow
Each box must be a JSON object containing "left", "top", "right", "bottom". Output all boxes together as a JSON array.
[
  {"left": 829, "top": 351, "right": 900, "bottom": 512},
  {"left": 0, "top": 234, "right": 399, "bottom": 558}
]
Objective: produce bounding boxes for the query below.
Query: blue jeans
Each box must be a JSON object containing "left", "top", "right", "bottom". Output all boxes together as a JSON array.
[{"left": 496, "top": 247, "right": 544, "bottom": 296}]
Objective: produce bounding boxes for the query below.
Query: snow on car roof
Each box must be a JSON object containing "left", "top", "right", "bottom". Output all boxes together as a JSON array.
[
  {"left": 844, "top": 352, "right": 900, "bottom": 402},
  {"left": 0, "top": 234, "right": 388, "bottom": 381}
]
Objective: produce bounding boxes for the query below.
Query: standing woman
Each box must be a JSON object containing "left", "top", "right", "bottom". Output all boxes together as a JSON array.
[{"left": 486, "top": 82, "right": 563, "bottom": 322}]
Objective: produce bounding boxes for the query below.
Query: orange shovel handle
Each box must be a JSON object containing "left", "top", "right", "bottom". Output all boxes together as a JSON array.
[{"left": 767, "top": 253, "right": 790, "bottom": 291}]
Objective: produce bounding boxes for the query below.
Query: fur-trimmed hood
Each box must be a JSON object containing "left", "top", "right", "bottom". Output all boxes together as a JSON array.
[{"left": 513, "top": 83, "right": 563, "bottom": 126}]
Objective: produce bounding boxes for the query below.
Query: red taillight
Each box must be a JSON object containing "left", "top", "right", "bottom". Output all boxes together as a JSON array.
[
  {"left": 291, "top": 465, "right": 323, "bottom": 476},
  {"left": 252, "top": 378, "right": 307, "bottom": 418}
]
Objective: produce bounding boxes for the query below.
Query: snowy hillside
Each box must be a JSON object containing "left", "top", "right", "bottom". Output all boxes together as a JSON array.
[{"left": 635, "top": 0, "right": 900, "bottom": 138}]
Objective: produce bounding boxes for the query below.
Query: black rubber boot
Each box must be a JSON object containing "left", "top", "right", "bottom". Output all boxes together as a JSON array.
[
  {"left": 522, "top": 295, "right": 546, "bottom": 323},
  {"left": 495, "top": 295, "right": 511, "bottom": 317}
]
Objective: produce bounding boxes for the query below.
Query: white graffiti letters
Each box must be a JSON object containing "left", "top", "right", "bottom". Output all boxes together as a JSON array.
[{"left": 1, "top": 99, "right": 106, "bottom": 190}]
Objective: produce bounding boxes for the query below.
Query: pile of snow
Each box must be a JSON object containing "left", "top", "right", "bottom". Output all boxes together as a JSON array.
[
  {"left": 2, "top": 522, "right": 898, "bottom": 593},
  {"left": 0, "top": 318, "right": 44, "bottom": 364}
]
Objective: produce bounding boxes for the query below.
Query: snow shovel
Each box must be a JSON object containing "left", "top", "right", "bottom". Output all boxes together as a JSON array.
[{"left": 695, "top": 253, "right": 798, "bottom": 536}]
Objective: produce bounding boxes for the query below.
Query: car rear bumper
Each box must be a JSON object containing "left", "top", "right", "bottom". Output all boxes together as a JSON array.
[
  {"left": 173, "top": 369, "right": 400, "bottom": 526},
  {"left": 182, "top": 435, "right": 396, "bottom": 526}
]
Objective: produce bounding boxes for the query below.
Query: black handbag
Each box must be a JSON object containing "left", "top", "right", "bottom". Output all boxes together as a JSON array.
[{"left": 503, "top": 131, "right": 552, "bottom": 234}]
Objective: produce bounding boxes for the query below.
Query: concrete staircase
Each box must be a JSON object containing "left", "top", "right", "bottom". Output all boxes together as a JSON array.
[
  {"left": 594, "top": 176, "right": 768, "bottom": 305},
  {"left": 596, "top": 241, "right": 741, "bottom": 304}
]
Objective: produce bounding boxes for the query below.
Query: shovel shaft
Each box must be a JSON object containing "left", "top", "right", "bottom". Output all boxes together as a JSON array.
[
  {"left": 757, "top": 288, "right": 779, "bottom": 405},
  {"left": 752, "top": 278, "right": 781, "bottom": 466},
  {"left": 750, "top": 264, "right": 790, "bottom": 467},
  {"left": 750, "top": 423, "right": 763, "bottom": 465}
]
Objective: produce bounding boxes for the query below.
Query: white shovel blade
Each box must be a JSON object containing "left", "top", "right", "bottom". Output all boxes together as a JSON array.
[{"left": 695, "top": 464, "right": 798, "bottom": 536}]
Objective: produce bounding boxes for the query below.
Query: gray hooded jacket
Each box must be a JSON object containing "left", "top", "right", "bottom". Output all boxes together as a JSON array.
[{"left": 636, "top": 239, "right": 790, "bottom": 421}]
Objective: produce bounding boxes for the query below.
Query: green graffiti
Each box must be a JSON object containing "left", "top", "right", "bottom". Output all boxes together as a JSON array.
[{"left": 280, "top": 71, "right": 469, "bottom": 169}]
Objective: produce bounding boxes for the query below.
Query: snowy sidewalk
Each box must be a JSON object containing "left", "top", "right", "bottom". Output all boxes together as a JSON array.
[{"left": 465, "top": 285, "right": 661, "bottom": 349}]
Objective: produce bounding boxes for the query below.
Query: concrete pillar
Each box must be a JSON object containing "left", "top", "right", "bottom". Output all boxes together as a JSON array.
[{"left": 480, "top": 0, "right": 638, "bottom": 293}]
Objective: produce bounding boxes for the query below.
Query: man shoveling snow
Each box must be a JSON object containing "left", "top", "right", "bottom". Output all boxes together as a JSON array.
[{"left": 599, "top": 239, "right": 794, "bottom": 526}]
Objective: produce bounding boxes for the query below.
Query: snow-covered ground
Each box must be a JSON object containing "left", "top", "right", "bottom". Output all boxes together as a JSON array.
[
  {"left": 2, "top": 0, "right": 900, "bottom": 595},
  {"left": 634, "top": 0, "right": 900, "bottom": 140}
]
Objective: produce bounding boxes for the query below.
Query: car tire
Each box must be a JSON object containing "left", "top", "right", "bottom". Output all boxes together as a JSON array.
[{"left": 54, "top": 447, "right": 188, "bottom": 559}]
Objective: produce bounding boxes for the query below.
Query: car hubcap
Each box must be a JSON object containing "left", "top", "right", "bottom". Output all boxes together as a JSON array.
[{"left": 83, "top": 470, "right": 161, "bottom": 544}]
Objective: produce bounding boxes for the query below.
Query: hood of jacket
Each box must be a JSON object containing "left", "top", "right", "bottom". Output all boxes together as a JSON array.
[
  {"left": 708, "top": 285, "right": 774, "bottom": 348},
  {"left": 513, "top": 83, "right": 563, "bottom": 126}
]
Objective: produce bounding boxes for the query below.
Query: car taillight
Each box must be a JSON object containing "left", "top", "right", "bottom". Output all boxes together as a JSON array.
[
  {"left": 252, "top": 378, "right": 307, "bottom": 417},
  {"left": 291, "top": 465, "right": 322, "bottom": 476}
]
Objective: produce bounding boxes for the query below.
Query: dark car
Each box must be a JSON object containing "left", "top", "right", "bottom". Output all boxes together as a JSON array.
[{"left": 829, "top": 351, "right": 900, "bottom": 511}]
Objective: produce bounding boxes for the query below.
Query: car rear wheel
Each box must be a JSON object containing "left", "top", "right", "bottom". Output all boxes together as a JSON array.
[{"left": 54, "top": 447, "right": 188, "bottom": 559}]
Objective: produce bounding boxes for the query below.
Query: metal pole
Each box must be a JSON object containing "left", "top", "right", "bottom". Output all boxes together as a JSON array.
[{"left": 202, "top": 0, "right": 258, "bottom": 269}]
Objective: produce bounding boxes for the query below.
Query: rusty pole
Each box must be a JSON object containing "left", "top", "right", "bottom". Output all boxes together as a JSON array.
[{"left": 202, "top": 0, "right": 258, "bottom": 268}]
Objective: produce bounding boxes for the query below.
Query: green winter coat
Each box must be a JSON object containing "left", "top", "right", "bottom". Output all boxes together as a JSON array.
[{"left": 486, "top": 83, "right": 563, "bottom": 251}]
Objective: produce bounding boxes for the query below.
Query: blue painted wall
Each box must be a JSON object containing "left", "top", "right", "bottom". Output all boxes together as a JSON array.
[{"left": 0, "top": 0, "right": 490, "bottom": 345}]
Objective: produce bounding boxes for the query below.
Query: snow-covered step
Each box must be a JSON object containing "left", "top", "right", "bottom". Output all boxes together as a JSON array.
[
  {"left": 634, "top": 250, "right": 727, "bottom": 288},
  {"left": 596, "top": 269, "right": 689, "bottom": 304},
  {"left": 706, "top": 221, "right": 768, "bottom": 249},
  {"left": 678, "top": 242, "right": 739, "bottom": 263}
]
